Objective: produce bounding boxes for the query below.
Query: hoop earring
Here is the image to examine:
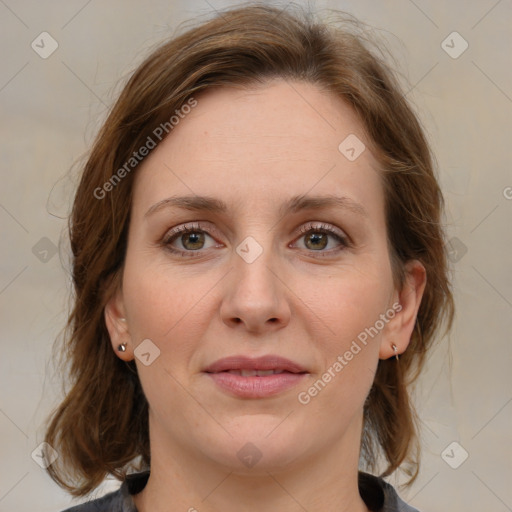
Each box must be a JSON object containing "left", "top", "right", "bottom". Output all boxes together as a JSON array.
[
  {"left": 118, "top": 343, "right": 127, "bottom": 352},
  {"left": 392, "top": 344, "right": 399, "bottom": 361}
]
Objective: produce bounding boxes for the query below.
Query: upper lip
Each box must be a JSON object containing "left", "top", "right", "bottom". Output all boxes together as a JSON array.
[{"left": 204, "top": 355, "right": 308, "bottom": 374}]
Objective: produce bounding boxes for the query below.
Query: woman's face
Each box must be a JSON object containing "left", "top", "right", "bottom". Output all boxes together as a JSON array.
[{"left": 106, "top": 79, "right": 424, "bottom": 474}]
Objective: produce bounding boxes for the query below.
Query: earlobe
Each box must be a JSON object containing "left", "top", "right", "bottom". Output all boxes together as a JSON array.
[
  {"left": 379, "top": 259, "right": 427, "bottom": 360},
  {"left": 104, "top": 289, "right": 134, "bottom": 361}
]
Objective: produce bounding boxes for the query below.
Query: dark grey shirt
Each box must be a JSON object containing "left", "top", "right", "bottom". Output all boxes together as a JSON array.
[{"left": 61, "top": 471, "right": 420, "bottom": 512}]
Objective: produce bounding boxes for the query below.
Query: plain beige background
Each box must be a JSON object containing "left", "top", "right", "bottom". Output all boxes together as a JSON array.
[{"left": 0, "top": 1, "right": 511, "bottom": 511}]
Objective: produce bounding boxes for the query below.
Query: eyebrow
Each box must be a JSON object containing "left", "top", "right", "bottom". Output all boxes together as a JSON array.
[{"left": 144, "top": 194, "right": 368, "bottom": 219}]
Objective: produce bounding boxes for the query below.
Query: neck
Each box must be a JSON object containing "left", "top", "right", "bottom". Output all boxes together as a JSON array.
[{"left": 133, "top": 415, "right": 369, "bottom": 512}]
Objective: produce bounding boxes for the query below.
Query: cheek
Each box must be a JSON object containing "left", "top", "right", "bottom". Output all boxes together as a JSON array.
[
  {"left": 297, "top": 260, "right": 393, "bottom": 347},
  {"left": 122, "top": 257, "right": 217, "bottom": 356},
  {"left": 121, "top": 262, "right": 215, "bottom": 423},
  {"left": 295, "top": 272, "right": 388, "bottom": 419},
  {"left": 291, "top": 257, "right": 393, "bottom": 411}
]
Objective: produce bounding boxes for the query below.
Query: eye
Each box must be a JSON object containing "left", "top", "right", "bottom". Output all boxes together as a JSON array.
[
  {"left": 162, "top": 222, "right": 220, "bottom": 257},
  {"left": 161, "top": 221, "right": 350, "bottom": 258},
  {"left": 291, "top": 222, "right": 350, "bottom": 255}
]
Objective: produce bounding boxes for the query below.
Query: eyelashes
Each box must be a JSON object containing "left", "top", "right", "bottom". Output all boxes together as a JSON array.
[
  {"left": 162, "top": 223, "right": 220, "bottom": 256},
  {"left": 161, "top": 221, "right": 351, "bottom": 258},
  {"left": 293, "top": 222, "right": 350, "bottom": 254}
]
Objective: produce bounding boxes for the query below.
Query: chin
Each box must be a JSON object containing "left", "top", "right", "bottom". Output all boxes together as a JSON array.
[{"left": 198, "top": 418, "right": 310, "bottom": 474}]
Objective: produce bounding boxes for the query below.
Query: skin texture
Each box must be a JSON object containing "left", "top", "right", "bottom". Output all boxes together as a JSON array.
[{"left": 105, "top": 79, "right": 426, "bottom": 512}]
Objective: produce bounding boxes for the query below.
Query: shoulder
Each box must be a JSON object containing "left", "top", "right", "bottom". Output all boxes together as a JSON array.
[
  {"left": 358, "top": 472, "right": 421, "bottom": 512},
  {"left": 59, "top": 472, "right": 149, "bottom": 512},
  {"left": 59, "top": 488, "right": 124, "bottom": 512}
]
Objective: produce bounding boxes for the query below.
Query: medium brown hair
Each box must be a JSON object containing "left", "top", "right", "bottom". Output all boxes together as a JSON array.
[{"left": 45, "top": 2, "right": 454, "bottom": 496}]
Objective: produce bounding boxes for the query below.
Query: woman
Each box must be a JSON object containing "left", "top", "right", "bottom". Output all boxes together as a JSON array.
[{"left": 44, "top": 4, "right": 454, "bottom": 511}]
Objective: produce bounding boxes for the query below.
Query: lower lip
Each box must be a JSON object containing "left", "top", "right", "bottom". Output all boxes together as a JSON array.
[{"left": 206, "top": 372, "right": 307, "bottom": 398}]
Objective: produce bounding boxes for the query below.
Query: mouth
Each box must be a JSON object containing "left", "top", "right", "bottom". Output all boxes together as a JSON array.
[
  {"left": 204, "top": 355, "right": 307, "bottom": 374},
  {"left": 204, "top": 355, "right": 308, "bottom": 398},
  {"left": 219, "top": 369, "right": 292, "bottom": 376}
]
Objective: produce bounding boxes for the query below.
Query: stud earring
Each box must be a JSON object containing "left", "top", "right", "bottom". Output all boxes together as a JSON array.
[
  {"left": 392, "top": 344, "right": 399, "bottom": 361},
  {"left": 118, "top": 343, "right": 127, "bottom": 352}
]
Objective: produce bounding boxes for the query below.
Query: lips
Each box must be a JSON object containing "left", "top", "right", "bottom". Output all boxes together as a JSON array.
[
  {"left": 224, "top": 369, "right": 286, "bottom": 376},
  {"left": 204, "top": 355, "right": 308, "bottom": 398},
  {"left": 204, "top": 355, "right": 307, "bottom": 375}
]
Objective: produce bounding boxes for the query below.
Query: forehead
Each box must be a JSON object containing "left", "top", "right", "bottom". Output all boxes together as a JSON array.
[
  {"left": 168, "top": 80, "right": 372, "bottom": 160},
  {"left": 132, "top": 79, "right": 384, "bottom": 219}
]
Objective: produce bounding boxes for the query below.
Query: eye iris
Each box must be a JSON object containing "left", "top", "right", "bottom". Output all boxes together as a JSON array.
[
  {"left": 305, "top": 232, "right": 328, "bottom": 250},
  {"left": 182, "top": 232, "right": 205, "bottom": 250}
]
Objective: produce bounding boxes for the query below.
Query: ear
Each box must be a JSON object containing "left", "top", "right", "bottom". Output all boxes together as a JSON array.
[
  {"left": 379, "top": 259, "right": 427, "bottom": 359},
  {"left": 104, "top": 285, "right": 134, "bottom": 361}
]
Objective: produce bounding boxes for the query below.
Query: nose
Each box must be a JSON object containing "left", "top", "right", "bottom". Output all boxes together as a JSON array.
[{"left": 220, "top": 247, "right": 291, "bottom": 334}]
